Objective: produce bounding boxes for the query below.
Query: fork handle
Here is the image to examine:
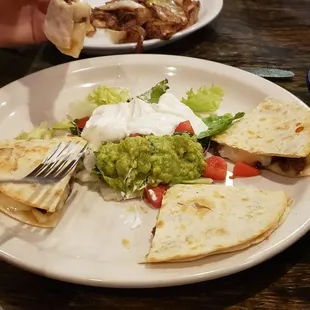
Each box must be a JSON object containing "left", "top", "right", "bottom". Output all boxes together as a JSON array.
[{"left": 0, "top": 177, "right": 59, "bottom": 184}]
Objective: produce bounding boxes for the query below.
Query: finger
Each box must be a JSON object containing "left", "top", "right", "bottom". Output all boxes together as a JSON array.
[
  {"left": 37, "top": 0, "right": 50, "bottom": 14},
  {"left": 32, "top": 9, "right": 48, "bottom": 43}
]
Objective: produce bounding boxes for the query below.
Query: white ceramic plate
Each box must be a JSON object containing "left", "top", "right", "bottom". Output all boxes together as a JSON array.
[
  {"left": 83, "top": 0, "right": 223, "bottom": 54},
  {"left": 0, "top": 55, "right": 310, "bottom": 288}
]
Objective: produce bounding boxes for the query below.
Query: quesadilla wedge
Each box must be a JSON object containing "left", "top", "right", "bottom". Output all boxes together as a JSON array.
[
  {"left": 44, "top": 0, "right": 91, "bottom": 58},
  {"left": 144, "top": 184, "right": 291, "bottom": 263},
  {"left": 212, "top": 97, "right": 310, "bottom": 177},
  {"left": 0, "top": 136, "right": 87, "bottom": 228}
]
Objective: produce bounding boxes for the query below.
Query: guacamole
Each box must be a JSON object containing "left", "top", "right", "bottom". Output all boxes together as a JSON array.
[{"left": 95, "top": 134, "right": 206, "bottom": 196}]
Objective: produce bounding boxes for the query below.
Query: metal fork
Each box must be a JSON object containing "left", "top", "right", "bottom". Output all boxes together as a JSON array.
[{"left": 0, "top": 141, "right": 88, "bottom": 184}]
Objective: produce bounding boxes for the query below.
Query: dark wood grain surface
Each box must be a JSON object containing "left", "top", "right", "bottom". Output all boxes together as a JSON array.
[{"left": 1, "top": 1, "right": 310, "bottom": 309}]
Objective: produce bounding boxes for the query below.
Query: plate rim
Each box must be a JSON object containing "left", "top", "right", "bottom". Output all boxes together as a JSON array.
[
  {"left": 83, "top": 0, "right": 224, "bottom": 50},
  {"left": 1, "top": 223, "right": 308, "bottom": 288},
  {"left": 0, "top": 54, "right": 309, "bottom": 288}
]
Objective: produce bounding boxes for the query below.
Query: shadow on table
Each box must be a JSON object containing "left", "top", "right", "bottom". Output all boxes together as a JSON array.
[{"left": 1, "top": 232, "right": 309, "bottom": 310}]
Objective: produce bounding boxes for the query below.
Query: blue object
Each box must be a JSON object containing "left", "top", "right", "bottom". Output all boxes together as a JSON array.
[
  {"left": 307, "top": 70, "right": 310, "bottom": 92},
  {"left": 239, "top": 67, "right": 294, "bottom": 80}
]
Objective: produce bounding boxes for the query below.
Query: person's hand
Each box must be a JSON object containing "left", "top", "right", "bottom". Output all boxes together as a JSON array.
[{"left": 0, "top": 0, "right": 50, "bottom": 48}]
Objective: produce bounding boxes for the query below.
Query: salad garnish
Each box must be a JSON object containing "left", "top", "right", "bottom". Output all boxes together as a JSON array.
[
  {"left": 14, "top": 79, "right": 246, "bottom": 209},
  {"left": 68, "top": 85, "right": 130, "bottom": 120},
  {"left": 181, "top": 85, "right": 224, "bottom": 113},
  {"left": 88, "top": 85, "right": 130, "bottom": 106},
  {"left": 15, "top": 121, "right": 53, "bottom": 140},
  {"left": 137, "top": 79, "right": 169, "bottom": 103},
  {"left": 232, "top": 162, "right": 261, "bottom": 178},
  {"left": 52, "top": 119, "right": 84, "bottom": 137},
  {"left": 198, "top": 112, "right": 245, "bottom": 140}
]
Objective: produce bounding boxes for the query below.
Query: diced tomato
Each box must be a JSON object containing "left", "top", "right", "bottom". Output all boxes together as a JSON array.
[
  {"left": 233, "top": 162, "right": 261, "bottom": 178},
  {"left": 129, "top": 133, "right": 141, "bottom": 137},
  {"left": 144, "top": 185, "right": 169, "bottom": 209},
  {"left": 203, "top": 155, "right": 228, "bottom": 181},
  {"left": 76, "top": 116, "right": 90, "bottom": 129},
  {"left": 174, "top": 121, "right": 195, "bottom": 134}
]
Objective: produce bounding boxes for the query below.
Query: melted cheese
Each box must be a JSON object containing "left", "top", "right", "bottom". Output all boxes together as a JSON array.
[
  {"left": 32, "top": 209, "right": 49, "bottom": 224},
  {"left": 218, "top": 145, "right": 273, "bottom": 167}
]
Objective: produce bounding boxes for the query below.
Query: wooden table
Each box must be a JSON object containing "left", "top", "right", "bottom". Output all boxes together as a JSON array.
[{"left": 1, "top": 1, "right": 310, "bottom": 309}]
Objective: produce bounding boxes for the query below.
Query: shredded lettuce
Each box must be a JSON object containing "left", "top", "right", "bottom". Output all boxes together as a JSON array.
[
  {"left": 15, "top": 122, "right": 53, "bottom": 140},
  {"left": 15, "top": 118, "right": 84, "bottom": 141},
  {"left": 137, "top": 79, "right": 169, "bottom": 103},
  {"left": 198, "top": 112, "right": 245, "bottom": 140},
  {"left": 88, "top": 85, "right": 130, "bottom": 106},
  {"left": 181, "top": 85, "right": 224, "bottom": 113},
  {"left": 52, "top": 119, "right": 81, "bottom": 136},
  {"left": 68, "top": 99, "right": 97, "bottom": 120},
  {"left": 52, "top": 120, "right": 74, "bottom": 131},
  {"left": 68, "top": 85, "right": 130, "bottom": 120}
]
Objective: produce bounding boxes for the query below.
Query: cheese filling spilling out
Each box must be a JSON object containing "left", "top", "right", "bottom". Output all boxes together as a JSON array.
[{"left": 217, "top": 145, "right": 308, "bottom": 175}]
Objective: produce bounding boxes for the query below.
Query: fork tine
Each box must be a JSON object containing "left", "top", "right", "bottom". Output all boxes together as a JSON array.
[
  {"left": 54, "top": 144, "right": 88, "bottom": 179},
  {"left": 54, "top": 143, "right": 86, "bottom": 175},
  {"left": 23, "top": 140, "right": 87, "bottom": 183},
  {"left": 43, "top": 142, "right": 63, "bottom": 163},
  {"left": 34, "top": 142, "right": 75, "bottom": 178},
  {"left": 44, "top": 142, "right": 82, "bottom": 178},
  {"left": 26, "top": 142, "right": 63, "bottom": 178}
]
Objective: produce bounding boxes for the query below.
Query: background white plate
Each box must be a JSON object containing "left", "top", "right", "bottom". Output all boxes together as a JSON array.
[
  {"left": 83, "top": 0, "right": 223, "bottom": 54},
  {"left": 0, "top": 55, "right": 309, "bottom": 288}
]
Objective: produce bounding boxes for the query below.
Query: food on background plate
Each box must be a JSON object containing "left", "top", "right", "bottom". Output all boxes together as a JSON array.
[
  {"left": 44, "top": 0, "right": 92, "bottom": 58},
  {"left": 89, "top": 0, "right": 201, "bottom": 52},
  {"left": 0, "top": 136, "right": 87, "bottom": 227},
  {"left": 44, "top": 0, "right": 201, "bottom": 57},
  {"left": 144, "top": 184, "right": 292, "bottom": 263},
  {"left": 211, "top": 97, "right": 310, "bottom": 178}
]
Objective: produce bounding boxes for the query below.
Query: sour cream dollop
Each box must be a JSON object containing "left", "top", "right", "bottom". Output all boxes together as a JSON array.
[{"left": 81, "top": 93, "right": 208, "bottom": 149}]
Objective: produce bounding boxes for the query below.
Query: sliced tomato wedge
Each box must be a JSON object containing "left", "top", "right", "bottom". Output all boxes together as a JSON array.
[
  {"left": 76, "top": 116, "right": 90, "bottom": 129},
  {"left": 129, "top": 133, "right": 141, "bottom": 137},
  {"left": 144, "top": 185, "right": 169, "bottom": 209},
  {"left": 233, "top": 161, "right": 261, "bottom": 178},
  {"left": 174, "top": 121, "right": 195, "bottom": 134},
  {"left": 203, "top": 155, "right": 228, "bottom": 181}
]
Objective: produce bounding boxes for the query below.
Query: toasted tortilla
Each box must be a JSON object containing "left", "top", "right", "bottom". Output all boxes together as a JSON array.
[
  {"left": 144, "top": 184, "right": 291, "bottom": 263},
  {"left": 167, "top": 203, "right": 290, "bottom": 263},
  {"left": 0, "top": 136, "right": 86, "bottom": 227},
  {"left": 213, "top": 97, "right": 310, "bottom": 158},
  {"left": 44, "top": 0, "right": 91, "bottom": 58},
  {"left": 212, "top": 97, "right": 310, "bottom": 177},
  {"left": 0, "top": 187, "right": 69, "bottom": 228}
]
